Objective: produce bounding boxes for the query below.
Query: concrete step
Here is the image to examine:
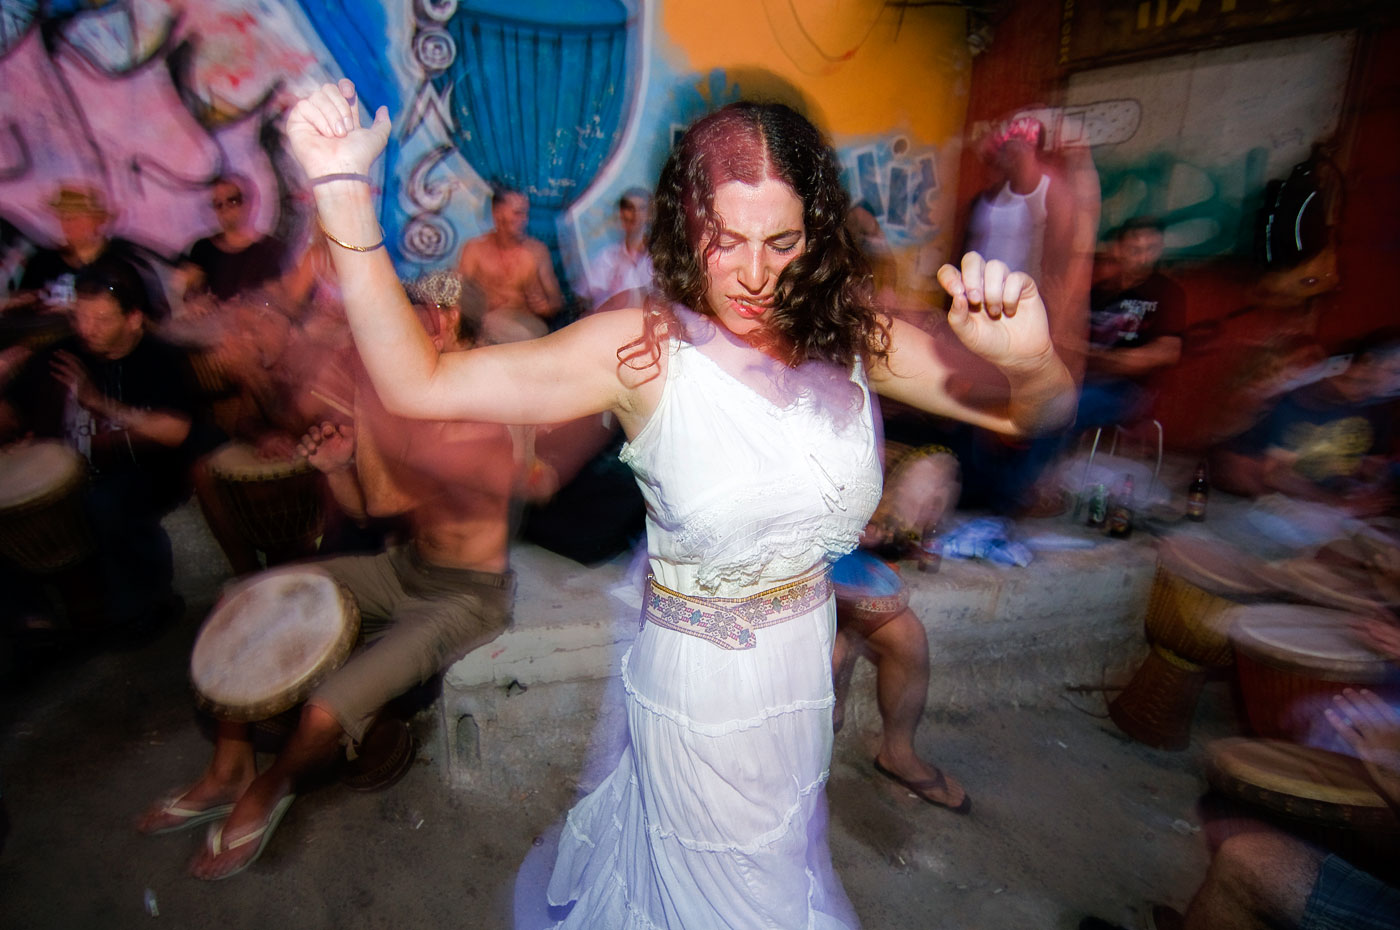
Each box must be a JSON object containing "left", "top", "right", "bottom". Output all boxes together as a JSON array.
[{"left": 437, "top": 530, "right": 1160, "bottom": 789}]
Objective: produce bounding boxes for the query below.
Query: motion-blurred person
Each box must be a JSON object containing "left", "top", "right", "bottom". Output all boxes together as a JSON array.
[
  {"left": 4, "top": 263, "right": 195, "bottom": 636},
  {"left": 964, "top": 118, "right": 1080, "bottom": 329},
  {"left": 832, "top": 445, "right": 969, "bottom": 813},
  {"left": 949, "top": 117, "right": 1095, "bottom": 515},
  {"left": 179, "top": 175, "right": 289, "bottom": 303},
  {"left": 1082, "top": 620, "right": 1400, "bottom": 930},
  {"left": 190, "top": 289, "right": 357, "bottom": 573},
  {"left": 137, "top": 272, "right": 520, "bottom": 881},
  {"left": 1213, "top": 335, "right": 1399, "bottom": 516},
  {"left": 456, "top": 185, "right": 562, "bottom": 343},
  {"left": 1080, "top": 217, "right": 1187, "bottom": 428},
  {"left": 14, "top": 184, "right": 171, "bottom": 321},
  {"left": 587, "top": 187, "right": 654, "bottom": 313}
]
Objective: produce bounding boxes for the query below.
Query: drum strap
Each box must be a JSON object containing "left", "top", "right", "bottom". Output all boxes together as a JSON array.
[{"left": 643, "top": 570, "right": 831, "bottom": 651}]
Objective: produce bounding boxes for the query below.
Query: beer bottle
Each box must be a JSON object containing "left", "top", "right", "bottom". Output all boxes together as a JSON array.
[
  {"left": 1186, "top": 461, "right": 1209, "bottom": 522},
  {"left": 1107, "top": 474, "right": 1134, "bottom": 538},
  {"left": 1086, "top": 483, "right": 1108, "bottom": 529}
]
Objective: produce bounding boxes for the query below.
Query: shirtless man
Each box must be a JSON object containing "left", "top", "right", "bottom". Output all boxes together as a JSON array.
[
  {"left": 456, "top": 186, "right": 562, "bottom": 343},
  {"left": 137, "top": 273, "right": 520, "bottom": 880}
]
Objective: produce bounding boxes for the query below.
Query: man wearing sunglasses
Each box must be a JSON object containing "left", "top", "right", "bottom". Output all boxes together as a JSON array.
[{"left": 180, "top": 175, "right": 288, "bottom": 303}]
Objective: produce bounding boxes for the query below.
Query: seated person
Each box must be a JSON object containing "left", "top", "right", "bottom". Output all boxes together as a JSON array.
[
  {"left": 586, "top": 188, "right": 653, "bottom": 313},
  {"left": 1213, "top": 335, "right": 1399, "bottom": 516},
  {"left": 14, "top": 183, "right": 171, "bottom": 321},
  {"left": 1082, "top": 617, "right": 1400, "bottom": 930},
  {"left": 190, "top": 290, "right": 357, "bottom": 572},
  {"left": 137, "top": 274, "right": 522, "bottom": 880},
  {"left": 456, "top": 186, "right": 562, "bottom": 343},
  {"left": 4, "top": 263, "right": 196, "bottom": 635},
  {"left": 179, "top": 175, "right": 289, "bottom": 303},
  {"left": 1080, "top": 217, "right": 1186, "bottom": 428}
]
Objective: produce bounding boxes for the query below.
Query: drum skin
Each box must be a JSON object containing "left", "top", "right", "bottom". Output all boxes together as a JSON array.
[
  {"left": 1207, "top": 737, "right": 1400, "bottom": 873},
  {"left": 0, "top": 440, "right": 93, "bottom": 573},
  {"left": 1230, "top": 604, "right": 1392, "bottom": 747},
  {"left": 191, "top": 569, "right": 360, "bottom": 722},
  {"left": 1208, "top": 737, "right": 1396, "bottom": 828}
]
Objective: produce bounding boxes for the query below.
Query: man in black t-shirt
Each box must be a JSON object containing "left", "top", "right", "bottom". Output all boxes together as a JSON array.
[
  {"left": 1080, "top": 217, "right": 1187, "bottom": 427},
  {"left": 180, "top": 175, "right": 288, "bottom": 302},
  {"left": 14, "top": 184, "right": 172, "bottom": 322},
  {"left": 6, "top": 264, "right": 197, "bottom": 635}
]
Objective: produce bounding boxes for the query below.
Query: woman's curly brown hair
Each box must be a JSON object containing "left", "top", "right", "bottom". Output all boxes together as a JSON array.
[{"left": 622, "top": 101, "right": 889, "bottom": 370}]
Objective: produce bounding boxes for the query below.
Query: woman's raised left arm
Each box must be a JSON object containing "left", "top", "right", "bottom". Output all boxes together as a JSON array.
[{"left": 871, "top": 252, "right": 1077, "bottom": 437}]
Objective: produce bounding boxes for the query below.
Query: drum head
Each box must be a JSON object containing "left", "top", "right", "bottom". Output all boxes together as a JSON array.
[
  {"left": 1262, "top": 557, "right": 1389, "bottom": 612},
  {"left": 1157, "top": 536, "right": 1272, "bottom": 598},
  {"left": 0, "top": 441, "right": 84, "bottom": 508},
  {"left": 191, "top": 570, "right": 359, "bottom": 721},
  {"left": 207, "top": 442, "right": 309, "bottom": 480},
  {"left": 1229, "top": 604, "right": 1388, "bottom": 681},
  {"left": 1208, "top": 737, "right": 1393, "bottom": 814}
]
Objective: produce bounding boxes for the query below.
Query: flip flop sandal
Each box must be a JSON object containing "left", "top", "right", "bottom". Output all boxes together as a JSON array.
[
  {"left": 341, "top": 719, "right": 415, "bottom": 793},
  {"left": 873, "top": 758, "right": 972, "bottom": 814},
  {"left": 196, "top": 794, "right": 295, "bottom": 881},
  {"left": 141, "top": 794, "right": 236, "bottom": 836}
]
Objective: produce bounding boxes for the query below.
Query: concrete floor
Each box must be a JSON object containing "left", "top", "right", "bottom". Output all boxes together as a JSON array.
[{"left": 0, "top": 502, "right": 1236, "bottom": 930}]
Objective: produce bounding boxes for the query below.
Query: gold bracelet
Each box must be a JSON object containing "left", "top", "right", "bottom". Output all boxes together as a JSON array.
[{"left": 319, "top": 218, "right": 385, "bottom": 252}]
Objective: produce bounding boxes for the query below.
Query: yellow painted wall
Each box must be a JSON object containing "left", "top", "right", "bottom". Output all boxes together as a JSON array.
[
  {"left": 660, "top": 1, "right": 970, "bottom": 301},
  {"left": 664, "top": 0, "right": 967, "bottom": 141}
]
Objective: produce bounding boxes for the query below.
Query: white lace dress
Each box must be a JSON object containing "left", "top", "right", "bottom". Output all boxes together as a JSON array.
[{"left": 546, "top": 311, "right": 882, "bottom": 929}]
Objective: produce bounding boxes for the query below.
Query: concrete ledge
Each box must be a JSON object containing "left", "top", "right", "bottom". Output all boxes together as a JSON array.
[{"left": 435, "top": 529, "right": 1160, "bottom": 789}]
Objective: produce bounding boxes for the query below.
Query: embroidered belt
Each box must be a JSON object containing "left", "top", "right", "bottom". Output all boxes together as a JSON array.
[{"left": 643, "top": 570, "right": 832, "bottom": 650}]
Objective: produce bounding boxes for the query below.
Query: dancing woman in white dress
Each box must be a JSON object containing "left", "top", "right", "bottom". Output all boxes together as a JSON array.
[{"left": 285, "top": 80, "right": 1076, "bottom": 928}]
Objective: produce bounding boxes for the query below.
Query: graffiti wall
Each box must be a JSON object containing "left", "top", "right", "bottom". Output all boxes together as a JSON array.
[
  {"left": 1063, "top": 31, "right": 1354, "bottom": 259},
  {"left": 0, "top": 0, "right": 969, "bottom": 303}
]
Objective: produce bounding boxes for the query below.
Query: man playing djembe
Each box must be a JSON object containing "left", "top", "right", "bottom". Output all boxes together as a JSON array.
[{"left": 137, "top": 274, "right": 521, "bottom": 880}]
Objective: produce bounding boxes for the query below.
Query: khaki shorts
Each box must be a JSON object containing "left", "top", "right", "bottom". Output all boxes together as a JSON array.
[{"left": 309, "top": 545, "right": 513, "bottom": 742}]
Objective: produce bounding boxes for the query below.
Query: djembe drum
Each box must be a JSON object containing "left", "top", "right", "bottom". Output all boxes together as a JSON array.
[
  {"left": 0, "top": 440, "right": 93, "bottom": 573},
  {"left": 1207, "top": 737, "right": 1400, "bottom": 873},
  {"left": 191, "top": 569, "right": 360, "bottom": 722},
  {"left": 1229, "top": 604, "right": 1394, "bottom": 752},
  {"left": 1109, "top": 536, "right": 1273, "bottom": 750},
  {"left": 207, "top": 442, "right": 324, "bottom": 560}
]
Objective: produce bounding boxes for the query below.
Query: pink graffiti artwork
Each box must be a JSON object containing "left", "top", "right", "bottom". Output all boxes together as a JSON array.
[{"left": 0, "top": 28, "right": 223, "bottom": 255}]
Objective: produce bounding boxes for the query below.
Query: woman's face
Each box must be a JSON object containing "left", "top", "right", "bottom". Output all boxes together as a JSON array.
[{"left": 702, "top": 177, "right": 806, "bottom": 336}]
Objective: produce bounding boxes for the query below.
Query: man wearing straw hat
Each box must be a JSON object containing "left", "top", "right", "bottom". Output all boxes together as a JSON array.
[{"left": 17, "top": 183, "right": 170, "bottom": 321}]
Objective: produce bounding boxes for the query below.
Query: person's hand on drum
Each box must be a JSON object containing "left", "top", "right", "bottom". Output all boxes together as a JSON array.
[
  {"left": 936, "top": 252, "right": 1056, "bottom": 376},
  {"left": 297, "top": 421, "right": 355, "bottom": 473},
  {"left": 285, "top": 79, "right": 391, "bottom": 181},
  {"left": 1325, "top": 687, "right": 1400, "bottom": 808},
  {"left": 1355, "top": 612, "right": 1400, "bottom": 662}
]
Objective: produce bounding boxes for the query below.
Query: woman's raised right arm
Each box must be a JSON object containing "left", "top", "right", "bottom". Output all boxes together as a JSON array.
[{"left": 285, "top": 80, "right": 630, "bottom": 426}]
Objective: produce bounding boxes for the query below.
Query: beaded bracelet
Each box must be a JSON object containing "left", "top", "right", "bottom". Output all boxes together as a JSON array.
[
  {"left": 310, "top": 173, "right": 374, "bottom": 187},
  {"left": 319, "top": 218, "right": 385, "bottom": 252}
]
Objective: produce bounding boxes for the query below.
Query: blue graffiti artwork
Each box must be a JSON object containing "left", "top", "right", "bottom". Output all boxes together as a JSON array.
[
  {"left": 1095, "top": 146, "right": 1269, "bottom": 258},
  {"left": 838, "top": 136, "right": 940, "bottom": 247},
  {"left": 430, "top": 0, "right": 634, "bottom": 271}
]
